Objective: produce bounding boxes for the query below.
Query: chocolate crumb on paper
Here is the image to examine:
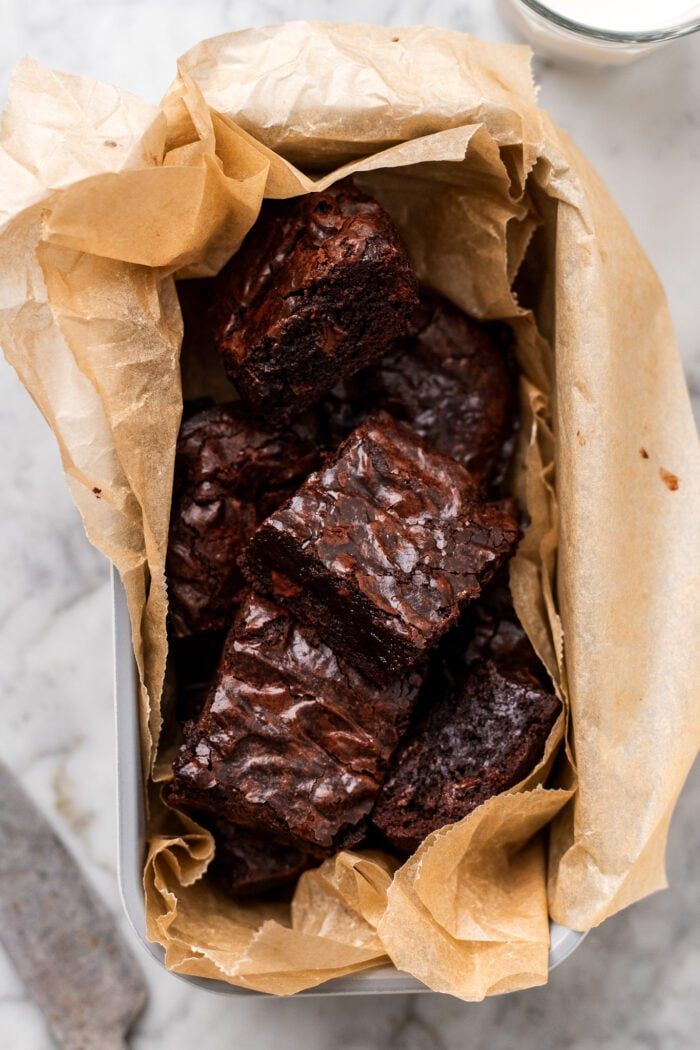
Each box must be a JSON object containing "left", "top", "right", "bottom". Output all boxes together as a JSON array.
[{"left": 659, "top": 467, "right": 679, "bottom": 491}]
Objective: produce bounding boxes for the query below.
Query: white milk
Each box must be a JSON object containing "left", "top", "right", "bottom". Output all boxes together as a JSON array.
[
  {"left": 504, "top": 0, "right": 700, "bottom": 63},
  {"left": 540, "top": 1, "right": 700, "bottom": 33}
]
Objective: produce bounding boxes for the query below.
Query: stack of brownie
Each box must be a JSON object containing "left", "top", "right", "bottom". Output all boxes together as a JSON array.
[{"left": 164, "top": 182, "right": 561, "bottom": 897}]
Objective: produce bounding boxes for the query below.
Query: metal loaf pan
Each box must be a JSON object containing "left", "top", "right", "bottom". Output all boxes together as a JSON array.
[{"left": 112, "top": 566, "right": 587, "bottom": 995}]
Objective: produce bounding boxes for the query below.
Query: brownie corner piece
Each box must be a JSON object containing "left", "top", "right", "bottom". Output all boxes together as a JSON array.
[
  {"left": 371, "top": 658, "right": 562, "bottom": 854},
  {"left": 164, "top": 591, "right": 423, "bottom": 854},
  {"left": 210, "top": 183, "right": 419, "bottom": 422},
  {"left": 243, "top": 413, "right": 520, "bottom": 683}
]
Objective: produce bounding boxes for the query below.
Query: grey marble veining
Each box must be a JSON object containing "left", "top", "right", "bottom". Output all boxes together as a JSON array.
[{"left": 0, "top": 3, "right": 698, "bottom": 1049}]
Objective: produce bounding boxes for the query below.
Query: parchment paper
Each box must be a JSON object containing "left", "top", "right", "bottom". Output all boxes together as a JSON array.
[{"left": 1, "top": 22, "right": 698, "bottom": 1000}]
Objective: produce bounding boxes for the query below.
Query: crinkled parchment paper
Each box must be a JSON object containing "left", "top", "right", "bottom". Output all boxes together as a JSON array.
[{"left": 1, "top": 22, "right": 698, "bottom": 1000}]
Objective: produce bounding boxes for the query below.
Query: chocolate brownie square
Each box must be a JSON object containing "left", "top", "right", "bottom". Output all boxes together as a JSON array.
[
  {"left": 321, "top": 293, "right": 517, "bottom": 488},
  {"left": 164, "top": 593, "right": 423, "bottom": 853},
  {"left": 166, "top": 402, "right": 320, "bottom": 639},
  {"left": 371, "top": 657, "right": 561, "bottom": 853},
  {"left": 210, "top": 183, "right": 419, "bottom": 423},
  {"left": 209, "top": 821, "right": 316, "bottom": 898},
  {"left": 243, "top": 413, "right": 520, "bottom": 684}
]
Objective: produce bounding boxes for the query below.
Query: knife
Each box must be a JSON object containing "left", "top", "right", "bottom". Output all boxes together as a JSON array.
[{"left": 0, "top": 758, "right": 147, "bottom": 1049}]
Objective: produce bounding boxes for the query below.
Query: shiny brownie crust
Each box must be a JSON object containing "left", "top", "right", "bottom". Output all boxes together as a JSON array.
[
  {"left": 164, "top": 593, "right": 423, "bottom": 853},
  {"left": 243, "top": 413, "right": 520, "bottom": 684}
]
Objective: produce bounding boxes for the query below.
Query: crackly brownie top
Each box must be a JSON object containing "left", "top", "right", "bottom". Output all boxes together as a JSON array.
[
  {"left": 321, "top": 293, "right": 517, "bottom": 483},
  {"left": 257, "top": 413, "right": 520, "bottom": 643},
  {"left": 211, "top": 183, "right": 416, "bottom": 365},
  {"left": 167, "top": 592, "right": 423, "bottom": 850},
  {"left": 371, "top": 656, "right": 561, "bottom": 852}
]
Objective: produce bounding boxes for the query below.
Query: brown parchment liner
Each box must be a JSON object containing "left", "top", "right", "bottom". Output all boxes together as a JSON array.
[{"left": 1, "top": 23, "right": 698, "bottom": 1000}]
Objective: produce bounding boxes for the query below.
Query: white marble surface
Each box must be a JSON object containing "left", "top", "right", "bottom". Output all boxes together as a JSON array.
[{"left": 0, "top": 2, "right": 698, "bottom": 1048}]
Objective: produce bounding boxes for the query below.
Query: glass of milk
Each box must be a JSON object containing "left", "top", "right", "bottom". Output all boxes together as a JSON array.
[{"left": 504, "top": 1, "right": 700, "bottom": 63}]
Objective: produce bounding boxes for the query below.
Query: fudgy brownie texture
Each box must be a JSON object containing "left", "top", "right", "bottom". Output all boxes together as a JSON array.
[
  {"left": 166, "top": 402, "right": 320, "bottom": 639},
  {"left": 243, "top": 413, "right": 521, "bottom": 685},
  {"left": 371, "top": 656, "right": 561, "bottom": 853},
  {"left": 209, "top": 183, "right": 419, "bottom": 424},
  {"left": 209, "top": 821, "right": 316, "bottom": 898},
  {"left": 321, "top": 293, "right": 517, "bottom": 489},
  {"left": 164, "top": 592, "right": 423, "bottom": 854}
]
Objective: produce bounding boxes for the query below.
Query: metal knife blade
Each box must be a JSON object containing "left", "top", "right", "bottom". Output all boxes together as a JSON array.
[{"left": 0, "top": 758, "right": 147, "bottom": 1049}]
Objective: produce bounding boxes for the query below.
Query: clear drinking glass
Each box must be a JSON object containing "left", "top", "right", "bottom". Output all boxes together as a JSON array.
[{"left": 504, "top": 0, "right": 700, "bottom": 64}]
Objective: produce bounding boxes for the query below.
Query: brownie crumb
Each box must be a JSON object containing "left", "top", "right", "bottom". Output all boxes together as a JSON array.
[{"left": 659, "top": 467, "right": 679, "bottom": 491}]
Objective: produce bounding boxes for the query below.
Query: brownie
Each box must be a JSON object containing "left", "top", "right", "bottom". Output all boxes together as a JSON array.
[
  {"left": 164, "top": 592, "right": 423, "bottom": 853},
  {"left": 243, "top": 413, "right": 521, "bottom": 684},
  {"left": 371, "top": 656, "right": 561, "bottom": 854},
  {"left": 321, "top": 293, "right": 517, "bottom": 488},
  {"left": 166, "top": 402, "right": 320, "bottom": 639},
  {"left": 209, "top": 821, "right": 316, "bottom": 898},
  {"left": 446, "top": 571, "right": 551, "bottom": 687},
  {"left": 209, "top": 183, "right": 419, "bottom": 423}
]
